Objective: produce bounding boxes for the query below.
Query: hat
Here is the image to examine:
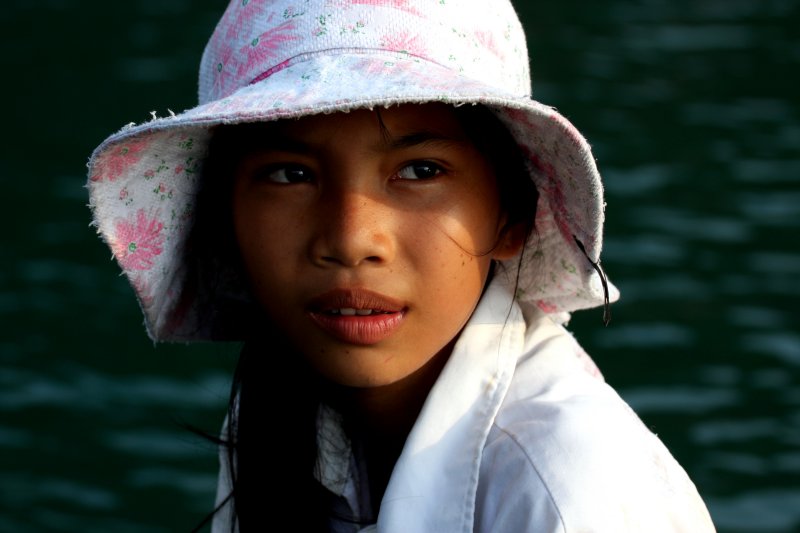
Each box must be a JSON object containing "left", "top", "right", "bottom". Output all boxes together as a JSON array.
[{"left": 87, "top": 0, "right": 619, "bottom": 342}]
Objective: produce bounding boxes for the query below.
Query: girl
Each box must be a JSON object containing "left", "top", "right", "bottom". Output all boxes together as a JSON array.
[{"left": 87, "top": 0, "right": 716, "bottom": 531}]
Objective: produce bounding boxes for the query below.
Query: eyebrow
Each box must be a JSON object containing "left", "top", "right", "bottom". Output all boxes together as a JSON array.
[
  {"left": 382, "top": 131, "right": 468, "bottom": 151},
  {"left": 256, "top": 136, "right": 314, "bottom": 154},
  {"left": 249, "top": 128, "right": 468, "bottom": 155}
]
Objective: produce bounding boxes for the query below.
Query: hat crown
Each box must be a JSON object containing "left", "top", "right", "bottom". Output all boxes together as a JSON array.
[{"left": 199, "top": 0, "right": 531, "bottom": 104}]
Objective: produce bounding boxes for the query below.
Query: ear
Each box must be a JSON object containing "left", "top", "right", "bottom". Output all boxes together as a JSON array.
[{"left": 492, "top": 222, "right": 528, "bottom": 261}]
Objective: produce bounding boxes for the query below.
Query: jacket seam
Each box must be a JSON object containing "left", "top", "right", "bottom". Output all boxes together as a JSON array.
[{"left": 490, "top": 422, "right": 568, "bottom": 532}]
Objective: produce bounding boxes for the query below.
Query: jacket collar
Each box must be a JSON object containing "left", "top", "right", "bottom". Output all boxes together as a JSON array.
[{"left": 377, "top": 277, "right": 525, "bottom": 531}]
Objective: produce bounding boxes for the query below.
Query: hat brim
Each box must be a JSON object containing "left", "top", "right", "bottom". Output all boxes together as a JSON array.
[{"left": 88, "top": 51, "right": 618, "bottom": 341}]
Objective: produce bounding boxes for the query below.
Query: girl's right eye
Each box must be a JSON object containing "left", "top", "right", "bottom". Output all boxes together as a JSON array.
[
  {"left": 396, "top": 161, "right": 444, "bottom": 181},
  {"left": 253, "top": 164, "right": 312, "bottom": 184}
]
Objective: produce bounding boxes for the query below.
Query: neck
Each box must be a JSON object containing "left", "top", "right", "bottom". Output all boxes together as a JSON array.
[
  {"left": 324, "top": 340, "right": 455, "bottom": 503},
  {"left": 341, "top": 340, "right": 453, "bottom": 440}
]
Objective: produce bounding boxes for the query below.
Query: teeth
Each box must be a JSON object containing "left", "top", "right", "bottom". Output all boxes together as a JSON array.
[{"left": 328, "top": 308, "right": 380, "bottom": 316}]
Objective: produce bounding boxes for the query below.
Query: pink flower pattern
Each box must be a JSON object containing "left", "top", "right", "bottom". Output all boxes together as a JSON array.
[
  {"left": 380, "top": 30, "right": 427, "bottom": 57},
  {"left": 474, "top": 30, "right": 504, "bottom": 60},
  {"left": 131, "top": 274, "right": 155, "bottom": 309},
  {"left": 343, "top": 0, "right": 423, "bottom": 17},
  {"left": 514, "top": 139, "right": 575, "bottom": 246},
  {"left": 111, "top": 209, "right": 165, "bottom": 271},
  {"left": 350, "top": 56, "right": 400, "bottom": 77},
  {"left": 536, "top": 300, "right": 558, "bottom": 313},
  {"left": 209, "top": 0, "right": 273, "bottom": 97},
  {"left": 237, "top": 20, "right": 300, "bottom": 81},
  {"left": 90, "top": 137, "right": 152, "bottom": 182}
]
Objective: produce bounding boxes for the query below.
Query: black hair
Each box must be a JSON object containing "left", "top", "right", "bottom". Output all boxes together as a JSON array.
[
  {"left": 452, "top": 104, "right": 538, "bottom": 242},
  {"left": 191, "top": 104, "right": 538, "bottom": 532}
]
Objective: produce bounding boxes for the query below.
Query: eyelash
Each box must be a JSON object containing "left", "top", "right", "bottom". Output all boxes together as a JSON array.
[
  {"left": 249, "top": 160, "right": 446, "bottom": 184},
  {"left": 395, "top": 161, "right": 444, "bottom": 181},
  {"left": 253, "top": 164, "right": 313, "bottom": 184}
]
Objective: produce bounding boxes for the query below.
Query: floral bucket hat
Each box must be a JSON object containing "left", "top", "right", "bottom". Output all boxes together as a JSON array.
[{"left": 87, "top": 0, "right": 619, "bottom": 342}]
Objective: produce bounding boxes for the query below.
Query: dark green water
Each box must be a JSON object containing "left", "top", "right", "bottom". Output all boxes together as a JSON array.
[{"left": 2, "top": 1, "right": 798, "bottom": 531}]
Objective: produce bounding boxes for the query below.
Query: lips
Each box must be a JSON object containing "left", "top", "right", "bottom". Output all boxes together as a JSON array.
[{"left": 307, "top": 289, "right": 407, "bottom": 345}]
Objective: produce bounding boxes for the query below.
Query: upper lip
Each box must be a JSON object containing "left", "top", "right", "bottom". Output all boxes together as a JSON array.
[{"left": 307, "top": 288, "right": 406, "bottom": 313}]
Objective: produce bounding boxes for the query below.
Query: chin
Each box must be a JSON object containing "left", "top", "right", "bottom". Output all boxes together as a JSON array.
[
  {"left": 323, "top": 367, "right": 405, "bottom": 389},
  {"left": 311, "top": 355, "right": 412, "bottom": 389}
]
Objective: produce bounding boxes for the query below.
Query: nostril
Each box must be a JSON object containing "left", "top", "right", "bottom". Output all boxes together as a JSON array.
[{"left": 315, "top": 254, "right": 383, "bottom": 267}]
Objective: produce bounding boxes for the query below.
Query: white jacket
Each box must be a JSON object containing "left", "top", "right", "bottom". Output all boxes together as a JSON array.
[{"left": 213, "top": 279, "right": 716, "bottom": 532}]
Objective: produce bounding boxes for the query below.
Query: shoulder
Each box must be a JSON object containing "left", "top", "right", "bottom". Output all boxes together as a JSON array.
[{"left": 474, "top": 312, "right": 716, "bottom": 532}]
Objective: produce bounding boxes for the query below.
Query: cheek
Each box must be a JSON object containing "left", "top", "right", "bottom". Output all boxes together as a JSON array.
[
  {"left": 405, "top": 214, "right": 495, "bottom": 297},
  {"left": 232, "top": 195, "right": 300, "bottom": 291},
  {"left": 417, "top": 190, "right": 505, "bottom": 257}
]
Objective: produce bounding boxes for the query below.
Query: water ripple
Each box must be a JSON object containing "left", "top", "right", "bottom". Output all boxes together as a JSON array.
[
  {"left": 595, "top": 322, "right": 696, "bottom": 348},
  {"left": 728, "top": 305, "right": 789, "bottom": 329},
  {"left": 738, "top": 192, "right": 800, "bottom": 226},
  {"left": 692, "top": 418, "right": 782, "bottom": 444},
  {"left": 603, "top": 165, "right": 672, "bottom": 196},
  {"left": 741, "top": 332, "right": 800, "bottom": 365},
  {"left": 629, "top": 208, "right": 752, "bottom": 243},
  {"left": 105, "top": 429, "right": 210, "bottom": 459},
  {"left": 708, "top": 489, "right": 800, "bottom": 532},
  {"left": 129, "top": 467, "right": 216, "bottom": 494},
  {"left": 621, "top": 386, "right": 738, "bottom": 414},
  {"left": 623, "top": 24, "right": 755, "bottom": 51}
]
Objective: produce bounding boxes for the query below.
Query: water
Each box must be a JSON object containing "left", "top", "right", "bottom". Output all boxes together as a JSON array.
[{"left": 2, "top": 1, "right": 798, "bottom": 531}]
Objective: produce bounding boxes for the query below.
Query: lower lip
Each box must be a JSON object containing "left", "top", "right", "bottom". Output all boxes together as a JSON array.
[{"left": 308, "top": 311, "right": 406, "bottom": 345}]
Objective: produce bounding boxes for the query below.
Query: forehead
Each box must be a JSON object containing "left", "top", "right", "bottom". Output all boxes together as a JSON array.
[{"left": 270, "top": 103, "right": 471, "bottom": 145}]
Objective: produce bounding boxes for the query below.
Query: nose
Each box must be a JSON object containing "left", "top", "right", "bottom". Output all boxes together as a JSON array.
[{"left": 309, "top": 186, "right": 396, "bottom": 268}]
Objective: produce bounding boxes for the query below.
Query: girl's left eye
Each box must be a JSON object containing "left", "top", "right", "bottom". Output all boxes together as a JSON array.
[
  {"left": 396, "top": 161, "right": 443, "bottom": 181},
  {"left": 253, "top": 164, "right": 312, "bottom": 184}
]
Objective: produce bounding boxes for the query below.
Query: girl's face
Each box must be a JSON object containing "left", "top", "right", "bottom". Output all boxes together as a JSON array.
[{"left": 232, "top": 103, "right": 522, "bottom": 388}]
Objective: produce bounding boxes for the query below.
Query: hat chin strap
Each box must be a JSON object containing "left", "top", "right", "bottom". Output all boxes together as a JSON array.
[{"left": 573, "top": 236, "right": 611, "bottom": 326}]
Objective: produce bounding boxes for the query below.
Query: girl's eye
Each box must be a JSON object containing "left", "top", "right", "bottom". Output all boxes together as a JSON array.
[
  {"left": 254, "top": 164, "right": 312, "bottom": 184},
  {"left": 396, "top": 161, "right": 443, "bottom": 181}
]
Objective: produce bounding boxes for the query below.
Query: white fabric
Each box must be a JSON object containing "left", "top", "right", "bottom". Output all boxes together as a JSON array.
[{"left": 213, "top": 277, "right": 715, "bottom": 532}]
